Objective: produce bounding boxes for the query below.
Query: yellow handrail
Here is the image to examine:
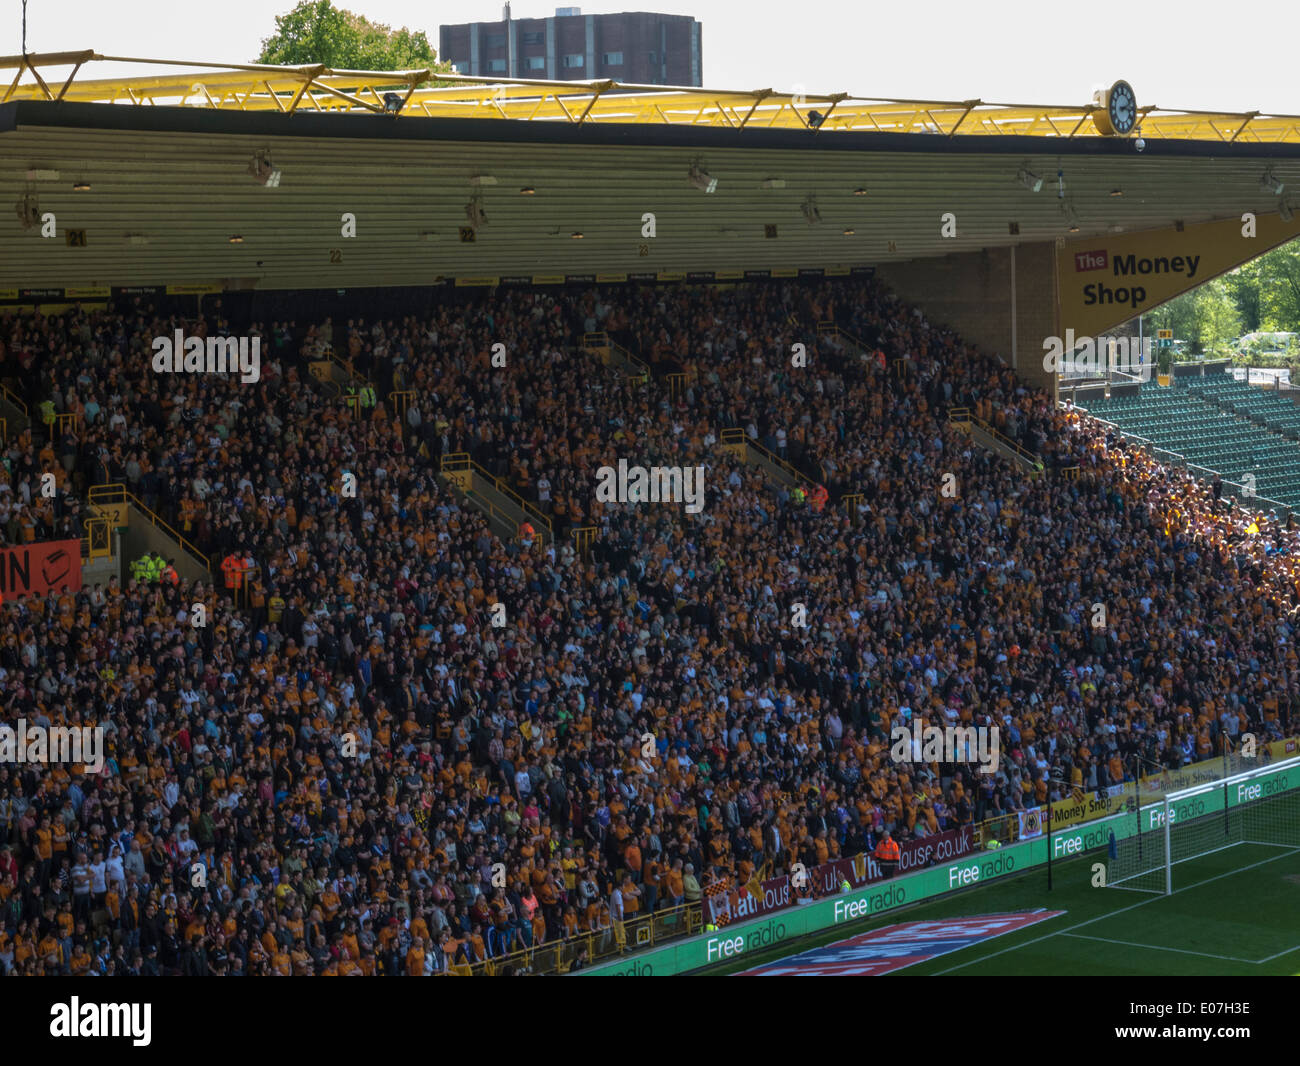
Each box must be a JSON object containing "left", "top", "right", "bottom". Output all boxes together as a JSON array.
[
  {"left": 389, "top": 389, "right": 415, "bottom": 421},
  {"left": 452, "top": 899, "right": 702, "bottom": 975},
  {"left": 571, "top": 525, "right": 597, "bottom": 558},
  {"left": 721, "top": 427, "right": 818, "bottom": 490},
  {"left": 0, "top": 380, "right": 28, "bottom": 418},
  {"left": 88, "top": 483, "right": 211, "bottom": 571},
  {"left": 949, "top": 407, "right": 1041, "bottom": 469},
  {"left": 81, "top": 515, "right": 113, "bottom": 560},
  {"left": 440, "top": 453, "right": 553, "bottom": 538},
  {"left": 50, "top": 412, "right": 80, "bottom": 440}
]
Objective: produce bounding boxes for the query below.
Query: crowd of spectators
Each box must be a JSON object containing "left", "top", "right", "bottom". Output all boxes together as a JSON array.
[{"left": 0, "top": 275, "right": 1295, "bottom": 976}]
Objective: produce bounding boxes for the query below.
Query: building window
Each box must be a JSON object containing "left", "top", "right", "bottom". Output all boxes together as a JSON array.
[
  {"left": 486, "top": 33, "right": 505, "bottom": 48},
  {"left": 562, "top": 54, "right": 584, "bottom": 68},
  {"left": 602, "top": 52, "right": 623, "bottom": 66},
  {"left": 451, "top": 61, "right": 468, "bottom": 73},
  {"left": 525, "top": 55, "right": 546, "bottom": 71},
  {"left": 522, "top": 31, "right": 543, "bottom": 45},
  {"left": 487, "top": 58, "right": 506, "bottom": 73},
  {"left": 647, "top": 51, "right": 657, "bottom": 63}
]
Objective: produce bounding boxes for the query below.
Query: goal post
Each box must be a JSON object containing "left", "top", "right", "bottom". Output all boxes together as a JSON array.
[{"left": 1107, "top": 755, "right": 1300, "bottom": 895}]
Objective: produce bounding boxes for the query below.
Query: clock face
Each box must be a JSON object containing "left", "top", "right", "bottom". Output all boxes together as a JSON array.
[{"left": 1108, "top": 81, "right": 1137, "bottom": 134}]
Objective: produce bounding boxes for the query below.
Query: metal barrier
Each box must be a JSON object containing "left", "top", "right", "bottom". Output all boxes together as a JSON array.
[
  {"left": 389, "top": 390, "right": 415, "bottom": 422},
  {"left": 320, "top": 344, "right": 367, "bottom": 383},
  {"left": 51, "top": 412, "right": 80, "bottom": 440},
  {"left": 949, "top": 407, "right": 1043, "bottom": 475},
  {"left": 1058, "top": 466, "right": 1082, "bottom": 480},
  {"left": 88, "top": 483, "right": 211, "bottom": 571},
  {"left": 1078, "top": 411, "right": 1294, "bottom": 518},
  {"left": 841, "top": 492, "right": 863, "bottom": 521},
  {"left": 0, "top": 417, "right": 5, "bottom": 443},
  {"left": 0, "top": 380, "right": 28, "bottom": 419},
  {"left": 721, "top": 427, "right": 819, "bottom": 491},
  {"left": 665, "top": 370, "right": 696, "bottom": 399},
  {"left": 439, "top": 453, "right": 554, "bottom": 540},
  {"left": 454, "top": 900, "right": 702, "bottom": 975},
  {"left": 572, "top": 525, "right": 597, "bottom": 559},
  {"left": 81, "top": 515, "right": 113, "bottom": 560}
]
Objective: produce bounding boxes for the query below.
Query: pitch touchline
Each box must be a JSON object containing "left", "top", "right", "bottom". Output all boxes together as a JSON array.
[
  {"left": 1060, "top": 933, "right": 1256, "bottom": 964},
  {"left": 931, "top": 846, "right": 1300, "bottom": 975}
]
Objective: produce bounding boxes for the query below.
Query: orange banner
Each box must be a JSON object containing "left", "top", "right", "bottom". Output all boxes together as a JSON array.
[{"left": 0, "top": 539, "right": 82, "bottom": 599}]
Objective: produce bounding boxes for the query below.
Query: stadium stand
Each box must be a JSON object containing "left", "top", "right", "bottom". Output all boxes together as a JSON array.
[
  {"left": 0, "top": 276, "right": 1295, "bottom": 975},
  {"left": 1082, "top": 375, "right": 1300, "bottom": 510}
]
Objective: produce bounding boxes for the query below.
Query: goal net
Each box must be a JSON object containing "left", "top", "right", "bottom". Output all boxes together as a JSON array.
[{"left": 1106, "top": 756, "right": 1300, "bottom": 894}]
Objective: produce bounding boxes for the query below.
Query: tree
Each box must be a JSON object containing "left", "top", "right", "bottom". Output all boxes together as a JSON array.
[
  {"left": 1253, "top": 241, "right": 1300, "bottom": 334},
  {"left": 257, "top": 1, "right": 449, "bottom": 72}
]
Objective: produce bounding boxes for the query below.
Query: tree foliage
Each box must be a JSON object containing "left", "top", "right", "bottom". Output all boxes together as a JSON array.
[
  {"left": 257, "top": 0, "right": 448, "bottom": 72},
  {"left": 1146, "top": 236, "right": 1300, "bottom": 356}
]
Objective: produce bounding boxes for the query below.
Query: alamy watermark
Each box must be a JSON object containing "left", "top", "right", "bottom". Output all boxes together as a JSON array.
[
  {"left": 1042, "top": 330, "right": 1154, "bottom": 380},
  {"left": 890, "top": 720, "right": 1000, "bottom": 775},
  {"left": 0, "top": 719, "right": 104, "bottom": 773},
  {"left": 151, "top": 330, "right": 261, "bottom": 383},
  {"left": 595, "top": 459, "right": 706, "bottom": 514}
]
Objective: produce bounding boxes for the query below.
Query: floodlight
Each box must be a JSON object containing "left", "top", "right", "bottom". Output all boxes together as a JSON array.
[{"left": 688, "top": 164, "right": 718, "bottom": 194}]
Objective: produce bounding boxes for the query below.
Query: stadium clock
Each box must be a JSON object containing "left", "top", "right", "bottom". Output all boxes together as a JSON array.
[{"left": 1093, "top": 80, "right": 1137, "bottom": 136}]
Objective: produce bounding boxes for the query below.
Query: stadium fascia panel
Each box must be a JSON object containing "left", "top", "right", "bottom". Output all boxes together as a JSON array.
[{"left": 7, "top": 100, "right": 1300, "bottom": 161}]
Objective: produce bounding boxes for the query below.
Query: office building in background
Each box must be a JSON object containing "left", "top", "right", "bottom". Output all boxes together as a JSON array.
[{"left": 441, "top": 6, "right": 702, "bottom": 85}]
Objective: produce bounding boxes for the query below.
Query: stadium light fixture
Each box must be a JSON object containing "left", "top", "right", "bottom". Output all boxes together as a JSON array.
[
  {"left": 1109, "top": 188, "right": 1124, "bottom": 197},
  {"left": 73, "top": 180, "right": 91, "bottom": 192},
  {"left": 688, "top": 163, "right": 718, "bottom": 194},
  {"left": 807, "top": 110, "right": 825, "bottom": 129},
  {"left": 519, "top": 186, "right": 536, "bottom": 195},
  {"left": 14, "top": 194, "right": 39, "bottom": 230},
  {"left": 1261, "top": 170, "right": 1285, "bottom": 195},
  {"left": 248, "top": 151, "right": 281, "bottom": 187},
  {"left": 465, "top": 197, "right": 488, "bottom": 229},
  {"left": 842, "top": 228, "right": 855, "bottom": 235},
  {"left": 1017, "top": 168, "right": 1043, "bottom": 193},
  {"left": 570, "top": 231, "right": 584, "bottom": 239},
  {"left": 229, "top": 235, "right": 244, "bottom": 243},
  {"left": 852, "top": 187, "right": 868, "bottom": 197},
  {"left": 383, "top": 92, "right": 404, "bottom": 114}
]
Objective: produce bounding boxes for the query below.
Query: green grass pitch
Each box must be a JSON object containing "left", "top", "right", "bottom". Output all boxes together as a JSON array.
[{"left": 703, "top": 808, "right": 1300, "bottom": 976}]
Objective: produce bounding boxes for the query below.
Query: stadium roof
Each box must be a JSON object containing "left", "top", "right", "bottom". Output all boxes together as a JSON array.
[
  {"left": 8, "top": 52, "right": 1300, "bottom": 141},
  {"left": 4, "top": 53, "right": 1300, "bottom": 290}
]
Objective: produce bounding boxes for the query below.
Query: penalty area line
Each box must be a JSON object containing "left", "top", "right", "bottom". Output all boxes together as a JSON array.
[{"left": 931, "top": 847, "right": 1300, "bottom": 975}]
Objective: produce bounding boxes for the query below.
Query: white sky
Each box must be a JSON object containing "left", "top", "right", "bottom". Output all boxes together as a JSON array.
[{"left": 12, "top": 0, "right": 1299, "bottom": 116}]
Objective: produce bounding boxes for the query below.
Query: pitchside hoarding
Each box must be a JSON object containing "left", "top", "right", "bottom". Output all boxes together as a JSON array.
[
  {"left": 584, "top": 759, "right": 1299, "bottom": 976},
  {"left": 702, "top": 826, "right": 975, "bottom": 927}
]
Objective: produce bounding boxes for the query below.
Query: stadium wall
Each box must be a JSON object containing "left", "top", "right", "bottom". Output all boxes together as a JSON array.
[
  {"left": 877, "top": 242, "right": 1057, "bottom": 399},
  {"left": 579, "top": 758, "right": 1299, "bottom": 976}
]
